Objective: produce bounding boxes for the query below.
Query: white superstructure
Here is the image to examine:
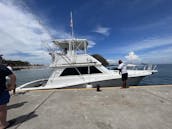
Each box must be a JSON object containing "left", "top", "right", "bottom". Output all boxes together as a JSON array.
[{"left": 17, "top": 39, "right": 156, "bottom": 91}]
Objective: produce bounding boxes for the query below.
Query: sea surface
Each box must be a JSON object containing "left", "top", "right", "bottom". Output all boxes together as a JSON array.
[
  {"left": 139, "top": 64, "right": 172, "bottom": 85},
  {"left": 14, "top": 64, "right": 172, "bottom": 87}
]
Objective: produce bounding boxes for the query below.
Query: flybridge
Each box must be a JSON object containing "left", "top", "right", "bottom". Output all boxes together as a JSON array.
[
  {"left": 53, "top": 39, "right": 88, "bottom": 49},
  {"left": 52, "top": 39, "right": 89, "bottom": 54}
]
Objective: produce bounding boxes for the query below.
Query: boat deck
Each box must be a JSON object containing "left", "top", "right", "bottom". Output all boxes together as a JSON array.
[{"left": 7, "top": 85, "right": 172, "bottom": 129}]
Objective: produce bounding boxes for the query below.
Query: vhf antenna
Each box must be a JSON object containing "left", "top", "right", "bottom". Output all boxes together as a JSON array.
[{"left": 70, "top": 11, "right": 74, "bottom": 38}]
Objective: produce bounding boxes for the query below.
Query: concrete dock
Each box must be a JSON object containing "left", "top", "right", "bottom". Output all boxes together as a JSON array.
[{"left": 7, "top": 85, "right": 172, "bottom": 129}]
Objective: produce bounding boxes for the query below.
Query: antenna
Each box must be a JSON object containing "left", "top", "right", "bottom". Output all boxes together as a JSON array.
[{"left": 70, "top": 11, "right": 74, "bottom": 38}]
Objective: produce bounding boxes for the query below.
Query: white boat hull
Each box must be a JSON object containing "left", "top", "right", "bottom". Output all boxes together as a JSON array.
[
  {"left": 17, "top": 76, "right": 145, "bottom": 91},
  {"left": 64, "top": 76, "right": 145, "bottom": 88}
]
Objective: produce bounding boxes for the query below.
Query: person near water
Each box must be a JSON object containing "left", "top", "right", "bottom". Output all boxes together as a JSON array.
[{"left": 118, "top": 60, "right": 128, "bottom": 88}]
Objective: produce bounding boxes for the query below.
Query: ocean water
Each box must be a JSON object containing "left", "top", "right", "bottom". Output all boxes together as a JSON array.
[
  {"left": 14, "top": 67, "right": 53, "bottom": 86},
  {"left": 140, "top": 64, "right": 172, "bottom": 85},
  {"left": 14, "top": 64, "right": 172, "bottom": 86}
]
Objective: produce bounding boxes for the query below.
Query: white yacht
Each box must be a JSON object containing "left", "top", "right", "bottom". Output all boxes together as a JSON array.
[{"left": 17, "top": 39, "right": 157, "bottom": 91}]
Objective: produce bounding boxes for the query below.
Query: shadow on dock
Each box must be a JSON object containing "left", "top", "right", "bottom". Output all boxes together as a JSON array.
[
  {"left": 7, "top": 111, "right": 38, "bottom": 128},
  {"left": 7, "top": 101, "right": 28, "bottom": 110}
]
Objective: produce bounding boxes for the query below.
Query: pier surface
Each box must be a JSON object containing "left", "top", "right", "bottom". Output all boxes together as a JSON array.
[{"left": 7, "top": 85, "right": 172, "bottom": 129}]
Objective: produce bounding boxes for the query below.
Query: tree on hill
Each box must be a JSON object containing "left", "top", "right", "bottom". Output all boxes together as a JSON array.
[
  {"left": 0, "top": 56, "right": 31, "bottom": 66},
  {"left": 4, "top": 60, "right": 31, "bottom": 66},
  {"left": 92, "top": 54, "right": 109, "bottom": 66}
]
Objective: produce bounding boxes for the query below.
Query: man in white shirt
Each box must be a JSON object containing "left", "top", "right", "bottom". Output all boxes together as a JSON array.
[{"left": 118, "top": 60, "right": 128, "bottom": 88}]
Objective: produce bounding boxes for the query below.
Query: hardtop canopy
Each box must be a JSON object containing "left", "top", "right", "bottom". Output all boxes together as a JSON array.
[{"left": 52, "top": 39, "right": 88, "bottom": 50}]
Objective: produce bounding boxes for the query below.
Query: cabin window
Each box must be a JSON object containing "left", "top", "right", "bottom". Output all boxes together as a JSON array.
[
  {"left": 60, "top": 68, "right": 79, "bottom": 76},
  {"left": 60, "top": 66, "right": 102, "bottom": 76},
  {"left": 89, "top": 66, "right": 102, "bottom": 74}
]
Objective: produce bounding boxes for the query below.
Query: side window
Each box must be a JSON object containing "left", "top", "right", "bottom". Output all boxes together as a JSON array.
[
  {"left": 60, "top": 66, "right": 102, "bottom": 76},
  {"left": 78, "top": 67, "right": 88, "bottom": 74},
  {"left": 60, "top": 68, "right": 79, "bottom": 76},
  {"left": 90, "top": 66, "right": 102, "bottom": 74}
]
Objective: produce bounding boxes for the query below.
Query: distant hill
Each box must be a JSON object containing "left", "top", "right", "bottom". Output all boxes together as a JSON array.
[{"left": 2, "top": 59, "right": 31, "bottom": 66}]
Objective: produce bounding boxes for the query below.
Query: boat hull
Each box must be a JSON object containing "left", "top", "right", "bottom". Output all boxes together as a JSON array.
[
  {"left": 17, "top": 76, "right": 145, "bottom": 91},
  {"left": 68, "top": 76, "right": 145, "bottom": 88}
]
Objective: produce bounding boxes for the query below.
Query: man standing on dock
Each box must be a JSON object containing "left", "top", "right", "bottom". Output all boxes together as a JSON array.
[
  {"left": 118, "top": 60, "right": 128, "bottom": 88},
  {"left": 0, "top": 57, "right": 16, "bottom": 129}
]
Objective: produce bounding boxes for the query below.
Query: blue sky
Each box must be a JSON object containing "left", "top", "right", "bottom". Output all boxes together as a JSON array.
[{"left": 0, "top": 0, "right": 172, "bottom": 64}]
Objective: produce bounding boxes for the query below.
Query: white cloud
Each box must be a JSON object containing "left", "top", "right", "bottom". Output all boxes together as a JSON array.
[
  {"left": 87, "top": 40, "right": 96, "bottom": 48},
  {"left": 140, "top": 46, "right": 172, "bottom": 64},
  {"left": 0, "top": 1, "right": 97, "bottom": 64},
  {"left": 0, "top": 1, "right": 77, "bottom": 64},
  {"left": 123, "top": 37, "right": 172, "bottom": 64},
  {"left": 93, "top": 25, "right": 110, "bottom": 36},
  {"left": 109, "top": 36, "right": 172, "bottom": 54},
  {"left": 125, "top": 51, "right": 141, "bottom": 63},
  {"left": 119, "top": 36, "right": 172, "bottom": 64},
  {"left": 128, "top": 37, "right": 172, "bottom": 51},
  {"left": 0, "top": 1, "right": 53, "bottom": 64}
]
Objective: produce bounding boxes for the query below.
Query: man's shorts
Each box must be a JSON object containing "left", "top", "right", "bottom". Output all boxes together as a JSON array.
[
  {"left": 122, "top": 73, "right": 128, "bottom": 81},
  {"left": 0, "top": 91, "right": 10, "bottom": 105}
]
